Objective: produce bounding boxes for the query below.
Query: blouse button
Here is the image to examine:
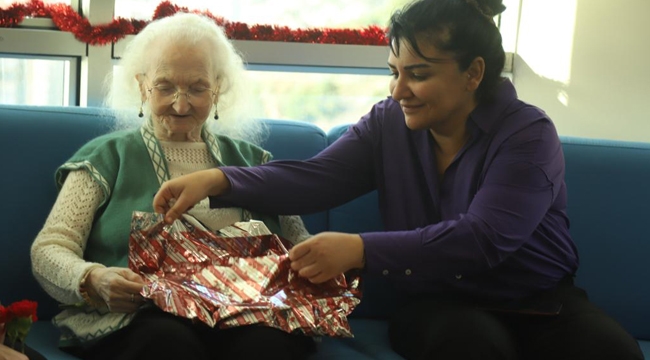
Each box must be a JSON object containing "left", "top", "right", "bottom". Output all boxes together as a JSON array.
[
  {"left": 455, "top": 274, "right": 463, "bottom": 280},
  {"left": 405, "top": 269, "right": 412, "bottom": 275},
  {"left": 382, "top": 269, "right": 389, "bottom": 276}
]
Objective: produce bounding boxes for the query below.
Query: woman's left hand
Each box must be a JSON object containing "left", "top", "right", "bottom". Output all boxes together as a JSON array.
[
  {"left": 289, "top": 232, "right": 364, "bottom": 283},
  {"left": 87, "top": 267, "right": 145, "bottom": 313}
]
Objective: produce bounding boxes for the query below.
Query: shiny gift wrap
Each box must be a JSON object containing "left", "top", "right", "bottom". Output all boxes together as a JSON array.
[{"left": 128, "top": 211, "right": 361, "bottom": 337}]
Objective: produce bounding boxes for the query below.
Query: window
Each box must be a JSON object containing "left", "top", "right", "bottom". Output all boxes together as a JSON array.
[
  {"left": 247, "top": 69, "right": 388, "bottom": 131},
  {"left": 113, "top": 0, "right": 517, "bottom": 130},
  {"left": 2, "top": 0, "right": 517, "bottom": 132},
  {"left": 0, "top": 56, "right": 77, "bottom": 106},
  {"left": 111, "top": 0, "right": 411, "bottom": 130}
]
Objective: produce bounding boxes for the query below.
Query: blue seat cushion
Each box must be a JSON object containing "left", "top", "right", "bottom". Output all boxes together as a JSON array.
[
  {"left": 27, "top": 321, "right": 649, "bottom": 360},
  {"left": 311, "top": 319, "right": 404, "bottom": 360},
  {"left": 639, "top": 340, "right": 650, "bottom": 358},
  {"left": 27, "top": 322, "right": 80, "bottom": 360}
]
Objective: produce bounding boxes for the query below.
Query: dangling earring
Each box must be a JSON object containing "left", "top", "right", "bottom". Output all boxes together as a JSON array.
[
  {"left": 213, "top": 107, "right": 219, "bottom": 120},
  {"left": 138, "top": 102, "right": 144, "bottom": 118}
]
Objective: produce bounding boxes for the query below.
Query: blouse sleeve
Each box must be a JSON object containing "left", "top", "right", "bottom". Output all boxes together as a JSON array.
[{"left": 213, "top": 110, "right": 379, "bottom": 215}]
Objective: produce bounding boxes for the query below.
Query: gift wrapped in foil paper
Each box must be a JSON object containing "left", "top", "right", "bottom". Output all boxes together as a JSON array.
[{"left": 128, "top": 211, "right": 361, "bottom": 337}]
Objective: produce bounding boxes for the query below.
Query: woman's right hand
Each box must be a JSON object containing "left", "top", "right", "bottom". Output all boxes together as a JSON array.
[
  {"left": 153, "top": 168, "right": 230, "bottom": 224},
  {"left": 86, "top": 267, "right": 146, "bottom": 313}
]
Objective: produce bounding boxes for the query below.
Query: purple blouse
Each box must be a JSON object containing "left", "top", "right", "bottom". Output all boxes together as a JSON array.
[{"left": 213, "top": 80, "right": 579, "bottom": 301}]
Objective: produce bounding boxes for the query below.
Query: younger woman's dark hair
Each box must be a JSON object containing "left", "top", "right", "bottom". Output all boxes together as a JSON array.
[{"left": 388, "top": 0, "right": 506, "bottom": 102}]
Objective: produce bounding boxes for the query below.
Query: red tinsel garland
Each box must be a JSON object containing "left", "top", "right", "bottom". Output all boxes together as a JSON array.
[{"left": 0, "top": 0, "right": 388, "bottom": 46}]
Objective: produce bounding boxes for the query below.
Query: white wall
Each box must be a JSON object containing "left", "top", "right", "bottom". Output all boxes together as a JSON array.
[{"left": 513, "top": 0, "right": 650, "bottom": 142}]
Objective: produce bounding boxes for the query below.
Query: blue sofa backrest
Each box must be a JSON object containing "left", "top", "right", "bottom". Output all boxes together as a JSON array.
[
  {"left": 1, "top": 106, "right": 115, "bottom": 320},
  {"left": 258, "top": 119, "right": 329, "bottom": 234},
  {"left": 561, "top": 137, "right": 650, "bottom": 340}
]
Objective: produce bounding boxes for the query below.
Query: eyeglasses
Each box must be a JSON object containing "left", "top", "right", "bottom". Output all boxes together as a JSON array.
[{"left": 147, "top": 85, "right": 217, "bottom": 107}]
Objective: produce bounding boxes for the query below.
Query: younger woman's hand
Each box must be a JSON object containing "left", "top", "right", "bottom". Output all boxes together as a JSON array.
[
  {"left": 289, "top": 232, "right": 365, "bottom": 283},
  {"left": 153, "top": 169, "right": 230, "bottom": 223}
]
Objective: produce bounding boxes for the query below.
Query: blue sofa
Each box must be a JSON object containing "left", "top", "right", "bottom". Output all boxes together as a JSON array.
[{"left": 0, "top": 104, "right": 648, "bottom": 359}]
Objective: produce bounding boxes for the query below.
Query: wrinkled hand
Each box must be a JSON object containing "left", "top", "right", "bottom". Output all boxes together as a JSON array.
[
  {"left": 289, "top": 232, "right": 364, "bottom": 284},
  {"left": 87, "top": 267, "right": 146, "bottom": 313},
  {"left": 153, "top": 168, "right": 230, "bottom": 224},
  {"left": 0, "top": 344, "right": 28, "bottom": 360}
]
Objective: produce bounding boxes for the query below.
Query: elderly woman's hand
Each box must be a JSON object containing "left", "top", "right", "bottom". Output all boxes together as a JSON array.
[{"left": 85, "top": 267, "right": 146, "bottom": 313}]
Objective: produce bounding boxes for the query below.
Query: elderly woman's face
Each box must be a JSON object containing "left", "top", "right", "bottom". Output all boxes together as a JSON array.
[{"left": 143, "top": 40, "right": 217, "bottom": 142}]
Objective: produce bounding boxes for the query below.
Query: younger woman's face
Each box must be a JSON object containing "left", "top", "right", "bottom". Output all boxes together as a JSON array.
[{"left": 388, "top": 38, "right": 478, "bottom": 132}]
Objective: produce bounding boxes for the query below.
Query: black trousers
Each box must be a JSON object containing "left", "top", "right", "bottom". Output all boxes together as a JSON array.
[
  {"left": 65, "top": 307, "right": 315, "bottom": 360},
  {"left": 388, "top": 279, "right": 644, "bottom": 360}
]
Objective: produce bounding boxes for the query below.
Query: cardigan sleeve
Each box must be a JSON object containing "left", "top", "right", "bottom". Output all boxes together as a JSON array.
[{"left": 31, "top": 170, "right": 106, "bottom": 305}]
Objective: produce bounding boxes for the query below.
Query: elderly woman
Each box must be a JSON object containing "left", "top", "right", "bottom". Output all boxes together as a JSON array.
[{"left": 31, "top": 13, "right": 314, "bottom": 360}]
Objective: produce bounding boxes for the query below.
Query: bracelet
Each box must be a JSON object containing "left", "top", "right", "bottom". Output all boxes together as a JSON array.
[{"left": 79, "top": 269, "right": 105, "bottom": 308}]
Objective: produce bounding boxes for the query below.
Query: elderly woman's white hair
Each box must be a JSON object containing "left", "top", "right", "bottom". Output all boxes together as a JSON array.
[{"left": 104, "top": 12, "right": 264, "bottom": 143}]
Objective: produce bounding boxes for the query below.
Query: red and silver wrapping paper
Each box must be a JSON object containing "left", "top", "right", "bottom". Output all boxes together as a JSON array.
[{"left": 128, "top": 211, "right": 361, "bottom": 337}]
